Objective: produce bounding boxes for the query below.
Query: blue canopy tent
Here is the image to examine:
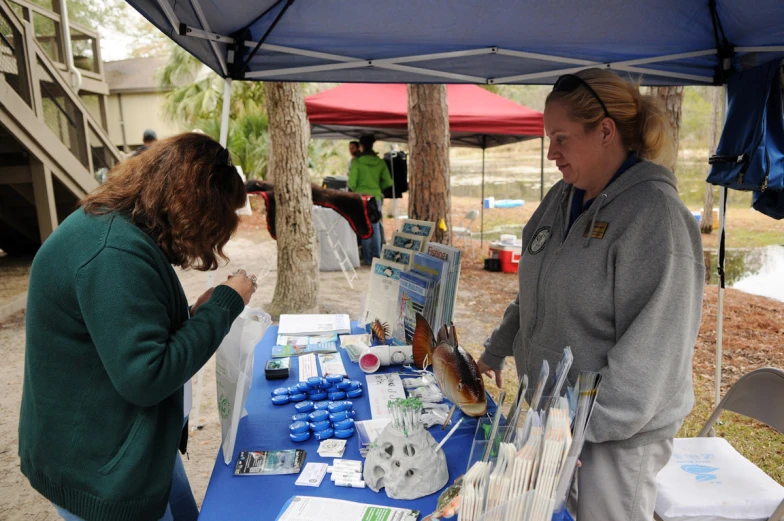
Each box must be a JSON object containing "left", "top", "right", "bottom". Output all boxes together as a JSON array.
[{"left": 127, "top": 0, "right": 784, "bottom": 403}]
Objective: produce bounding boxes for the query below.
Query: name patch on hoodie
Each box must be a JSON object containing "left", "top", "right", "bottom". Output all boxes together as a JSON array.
[{"left": 584, "top": 221, "right": 609, "bottom": 239}]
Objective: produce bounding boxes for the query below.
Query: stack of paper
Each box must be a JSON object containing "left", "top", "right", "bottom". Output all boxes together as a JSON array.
[
  {"left": 278, "top": 314, "right": 351, "bottom": 335},
  {"left": 273, "top": 334, "right": 338, "bottom": 358},
  {"left": 411, "top": 252, "right": 449, "bottom": 333},
  {"left": 318, "top": 439, "right": 347, "bottom": 458},
  {"left": 395, "top": 270, "right": 437, "bottom": 344},
  {"left": 425, "top": 242, "right": 462, "bottom": 327}
]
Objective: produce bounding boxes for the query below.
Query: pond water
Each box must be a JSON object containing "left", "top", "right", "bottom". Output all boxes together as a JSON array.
[{"left": 709, "top": 245, "right": 784, "bottom": 302}]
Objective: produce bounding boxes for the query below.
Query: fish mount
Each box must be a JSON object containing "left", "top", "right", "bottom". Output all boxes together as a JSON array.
[
  {"left": 245, "top": 179, "right": 376, "bottom": 239},
  {"left": 411, "top": 313, "right": 488, "bottom": 420}
]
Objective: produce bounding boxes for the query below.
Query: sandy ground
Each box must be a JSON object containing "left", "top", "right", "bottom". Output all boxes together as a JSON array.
[{"left": 1, "top": 202, "right": 783, "bottom": 520}]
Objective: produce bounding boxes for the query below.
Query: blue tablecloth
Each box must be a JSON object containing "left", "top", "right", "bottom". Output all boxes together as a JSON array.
[{"left": 199, "top": 323, "right": 496, "bottom": 520}]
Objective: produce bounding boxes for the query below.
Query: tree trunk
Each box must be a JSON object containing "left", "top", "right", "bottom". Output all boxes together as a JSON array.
[
  {"left": 649, "top": 86, "right": 684, "bottom": 171},
  {"left": 701, "top": 87, "right": 723, "bottom": 234},
  {"left": 264, "top": 82, "right": 319, "bottom": 318},
  {"left": 407, "top": 84, "right": 451, "bottom": 244}
]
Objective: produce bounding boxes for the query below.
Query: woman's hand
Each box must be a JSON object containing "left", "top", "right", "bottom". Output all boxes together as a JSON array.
[
  {"left": 477, "top": 359, "right": 503, "bottom": 388},
  {"left": 221, "top": 269, "right": 257, "bottom": 305},
  {"left": 190, "top": 287, "right": 215, "bottom": 315}
]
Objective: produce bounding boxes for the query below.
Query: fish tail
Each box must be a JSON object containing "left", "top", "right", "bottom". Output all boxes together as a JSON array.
[{"left": 412, "top": 312, "right": 435, "bottom": 369}]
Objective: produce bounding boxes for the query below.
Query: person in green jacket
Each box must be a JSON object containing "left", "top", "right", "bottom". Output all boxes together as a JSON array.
[
  {"left": 18, "top": 133, "right": 257, "bottom": 521},
  {"left": 349, "top": 134, "right": 393, "bottom": 264}
]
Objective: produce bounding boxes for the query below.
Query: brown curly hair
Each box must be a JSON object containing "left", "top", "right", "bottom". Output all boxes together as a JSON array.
[{"left": 81, "top": 132, "right": 246, "bottom": 270}]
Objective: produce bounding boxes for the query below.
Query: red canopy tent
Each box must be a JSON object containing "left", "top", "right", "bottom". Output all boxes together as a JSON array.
[{"left": 305, "top": 83, "right": 545, "bottom": 245}]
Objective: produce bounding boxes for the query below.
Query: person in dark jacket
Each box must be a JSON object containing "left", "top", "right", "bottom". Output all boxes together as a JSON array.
[{"left": 19, "top": 133, "right": 258, "bottom": 521}]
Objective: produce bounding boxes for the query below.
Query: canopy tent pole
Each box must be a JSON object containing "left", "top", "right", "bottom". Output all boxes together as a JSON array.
[
  {"left": 480, "top": 136, "right": 486, "bottom": 252},
  {"left": 540, "top": 137, "right": 545, "bottom": 202},
  {"left": 219, "top": 79, "right": 233, "bottom": 147},
  {"left": 714, "top": 85, "right": 729, "bottom": 407}
]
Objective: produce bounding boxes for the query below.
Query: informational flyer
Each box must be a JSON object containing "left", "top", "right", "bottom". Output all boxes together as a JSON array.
[
  {"left": 318, "top": 352, "right": 347, "bottom": 377},
  {"left": 276, "top": 496, "right": 418, "bottom": 521},
  {"left": 362, "top": 258, "right": 407, "bottom": 329},
  {"left": 365, "top": 373, "right": 406, "bottom": 419}
]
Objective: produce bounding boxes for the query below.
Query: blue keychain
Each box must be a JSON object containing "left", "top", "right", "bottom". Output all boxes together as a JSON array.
[
  {"left": 294, "top": 401, "right": 315, "bottom": 413},
  {"left": 314, "top": 428, "right": 334, "bottom": 440},
  {"left": 310, "top": 420, "right": 332, "bottom": 432},
  {"left": 292, "top": 413, "right": 310, "bottom": 422},
  {"left": 334, "top": 428, "right": 355, "bottom": 439},
  {"left": 346, "top": 389, "right": 363, "bottom": 399},
  {"left": 327, "top": 401, "right": 349, "bottom": 413},
  {"left": 336, "top": 380, "right": 352, "bottom": 390},
  {"left": 290, "top": 431, "right": 311, "bottom": 443},
  {"left": 347, "top": 381, "right": 362, "bottom": 391},
  {"left": 307, "top": 376, "right": 322, "bottom": 388},
  {"left": 326, "top": 374, "right": 343, "bottom": 384},
  {"left": 313, "top": 401, "right": 331, "bottom": 411},
  {"left": 289, "top": 393, "right": 308, "bottom": 402},
  {"left": 287, "top": 385, "right": 300, "bottom": 394},
  {"left": 296, "top": 382, "right": 311, "bottom": 393},
  {"left": 309, "top": 410, "right": 329, "bottom": 423},
  {"left": 328, "top": 391, "right": 346, "bottom": 401},
  {"left": 289, "top": 421, "right": 310, "bottom": 434},
  {"left": 271, "top": 395, "right": 290, "bottom": 406},
  {"left": 329, "top": 410, "right": 349, "bottom": 423},
  {"left": 333, "top": 418, "right": 355, "bottom": 431},
  {"left": 309, "top": 391, "right": 328, "bottom": 401},
  {"left": 271, "top": 387, "right": 289, "bottom": 397}
]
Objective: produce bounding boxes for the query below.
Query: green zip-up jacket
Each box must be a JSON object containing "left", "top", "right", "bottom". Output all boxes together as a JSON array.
[
  {"left": 348, "top": 153, "right": 393, "bottom": 200},
  {"left": 18, "top": 209, "right": 244, "bottom": 521}
]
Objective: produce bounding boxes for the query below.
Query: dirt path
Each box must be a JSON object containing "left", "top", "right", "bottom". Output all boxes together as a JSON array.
[{"left": 1, "top": 209, "right": 783, "bottom": 520}]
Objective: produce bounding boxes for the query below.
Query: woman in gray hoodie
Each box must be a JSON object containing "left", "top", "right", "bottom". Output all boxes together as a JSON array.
[{"left": 478, "top": 69, "right": 704, "bottom": 521}]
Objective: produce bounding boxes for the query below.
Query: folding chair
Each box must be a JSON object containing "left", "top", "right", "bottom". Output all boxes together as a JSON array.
[
  {"left": 655, "top": 367, "right": 784, "bottom": 521},
  {"left": 452, "top": 209, "right": 479, "bottom": 255}
]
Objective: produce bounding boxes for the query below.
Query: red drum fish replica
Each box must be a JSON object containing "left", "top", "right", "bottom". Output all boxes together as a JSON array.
[{"left": 412, "top": 313, "right": 487, "bottom": 422}]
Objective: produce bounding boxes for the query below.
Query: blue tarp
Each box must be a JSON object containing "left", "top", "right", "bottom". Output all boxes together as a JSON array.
[{"left": 127, "top": 0, "right": 784, "bottom": 85}]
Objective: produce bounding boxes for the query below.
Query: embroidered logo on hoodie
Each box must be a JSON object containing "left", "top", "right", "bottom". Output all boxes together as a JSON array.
[{"left": 528, "top": 226, "right": 551, "bottom": 254}]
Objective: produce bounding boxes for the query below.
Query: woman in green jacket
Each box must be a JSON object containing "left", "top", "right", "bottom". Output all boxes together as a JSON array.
[{"left": 19, "top": 133, "right": 257, "bottom": 521}]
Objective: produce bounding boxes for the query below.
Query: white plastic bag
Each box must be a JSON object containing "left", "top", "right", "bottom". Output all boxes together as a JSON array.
[{"left": 215, "top": 307, "right": 271, "bottom": 464}]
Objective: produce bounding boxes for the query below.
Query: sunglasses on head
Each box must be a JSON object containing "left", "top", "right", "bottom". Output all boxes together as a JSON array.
[{"left": 552, "top": 74, "right": 611, "bottom": 119}]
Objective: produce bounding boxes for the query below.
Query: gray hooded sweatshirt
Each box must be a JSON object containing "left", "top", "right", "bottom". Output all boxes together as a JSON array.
[{"left": 481, "top": 160, "right": 704, "bottom": 448}]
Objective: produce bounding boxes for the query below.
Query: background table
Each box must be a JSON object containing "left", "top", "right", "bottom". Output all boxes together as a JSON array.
[
  {"left": 199, "top": 323, "right": 497, "bottom": 520},
  {"left": 314, "top": 206, "right": 360, "bottom": 271}
]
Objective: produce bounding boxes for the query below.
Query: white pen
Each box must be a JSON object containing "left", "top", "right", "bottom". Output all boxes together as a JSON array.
[{"left": 436, "top": 417, "right": 463, "bottom": 452}]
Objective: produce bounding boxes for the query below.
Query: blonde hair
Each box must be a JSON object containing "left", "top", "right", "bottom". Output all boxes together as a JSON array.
[{"left": 546, "top": 68, "right": 675, "bottom": 169}]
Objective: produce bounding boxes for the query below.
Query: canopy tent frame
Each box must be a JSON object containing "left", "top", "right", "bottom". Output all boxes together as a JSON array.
[{"left": 143, "top": 0, "right": 784, "bottom": 407}]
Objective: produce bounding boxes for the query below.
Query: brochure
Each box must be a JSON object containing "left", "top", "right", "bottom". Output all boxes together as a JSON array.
[
  {"left": 400, "top": 218, "right": 435, "bottom": 242},
  {"left": 276, "top": 496, "right": 418, "bottom": 521},
  {"left": 234, "top": 449, "right": 306, "bottom": 476},
  {"left": 318, "top": 352, "right": 348, "bottom": 376},
  {"left": 395, "top": 270, "right": 436, "bottom": 344},
  {"left": 381, "top": 244, "right": 415, "bottom": 267},
  {"left": 362, "top": 258, "right": 408, "bottom": 330},
  {"left": 411, "top": 252, "right": 449, "bottom": 333},
  {"left": 272, "top": 341, "right": 338, "bottom": 358},
  {"left": 425, "top": 242, "right": 463, "bottom": 327},
  {"left": 390, "top": 231, "right": 427, "bottom": 252}
]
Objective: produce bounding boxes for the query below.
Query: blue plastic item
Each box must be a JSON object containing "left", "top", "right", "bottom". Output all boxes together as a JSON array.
[
  {"left": 333, "top": 418, "right": 355, "bottom": 431},
  {"left": 327, "top": 401, "right": 350, "bottom": 413},
  {"left": 289, "top": 431, "right": 311, "bottom": 443},
  {"left": 271, "top": 395, "right": 289, "bottom": 406},
  {"left": 493, "top": 199, "right": 525, "bottom": 208},
  {"left": 326, "top": 374, "right": 343, "bottom": 384},
  {"left": 313, "top": 401, "right": 331, "bottom": 411},
  {"left": 329, "top": 411, "right": 349, "bottom": 423},
  {"left": 296, "top": 382, "right": 311, "bottom": 393},
  {"left": 286, "top": 386, "right": 300, "bottom": 394},
  {"left": 294, "top": 401, "right": 314, "bottom": 413},
  {"left": 309, "top": 410, "right": 329, "bottom": 423},
  {"left": 289, "top": 421, "right": 309, "bottom": 434},
  {"left": 291, "top": 413, "right": 310, "bottom": 422},
  {"left": 310, "top": 420, "right": 332, "bottom": 432},
  {"left": 347, "top": 381, "right": 362, "bottom": 391},
  {"left": 289, "top": 393, "right": 307, "bottom": 402},
  {"left": 307, "top": 376, "right": 322, "bottom": 388},
  {"left": 348, "top": 409, "right": 356, "bottom": 419},
  {"left": 334, "top": 428, "right": 355, "bottom": 439},
  {"left": 309, "top": 391, "right": 328, "bottom": 401},
  {"left": 346, "top": 389, "right": 363, "bottom": 399},
  {"left": 325, "top": 385, "right": 341, "bottom": 394},
  {"left": 314, "top": 428, "right": 334, "bottom": 440},
  {"left": 271, "top": 387, "right": 289, "bottom": 397},
  {"left": 328, "top": 391, "right": 346, "bottom": 401},
  {"left": 336, "top": 380, "right": 351, "bottom": 390}
]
